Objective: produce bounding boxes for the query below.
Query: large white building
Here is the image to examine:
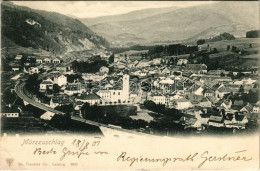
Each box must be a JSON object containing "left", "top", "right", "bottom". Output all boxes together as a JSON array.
[{"left": 97, "top": 74, "right": 130, "bottom": 103}]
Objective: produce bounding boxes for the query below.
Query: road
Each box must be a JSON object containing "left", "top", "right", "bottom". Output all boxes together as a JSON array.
[{"left": 15, "top": 81, "right": 65, "bottom": 115}]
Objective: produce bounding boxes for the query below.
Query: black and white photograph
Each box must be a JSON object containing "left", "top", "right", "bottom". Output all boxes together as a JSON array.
[{"left": 0, "top": 1, "right": 259, "bottom": 170}]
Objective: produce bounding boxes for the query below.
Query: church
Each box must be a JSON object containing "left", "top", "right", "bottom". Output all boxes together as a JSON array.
[{"left": 97, "top": 74, "right": 130, "bottom": 103}]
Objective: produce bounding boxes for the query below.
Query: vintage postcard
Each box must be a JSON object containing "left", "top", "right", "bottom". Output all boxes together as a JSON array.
[{"left": 0, "top": 1, "right": 259, "bottom": 170}]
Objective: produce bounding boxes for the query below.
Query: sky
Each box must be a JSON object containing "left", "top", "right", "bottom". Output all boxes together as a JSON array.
[{"left": 13, "top": 1, "right": 218, "bottom": 18}]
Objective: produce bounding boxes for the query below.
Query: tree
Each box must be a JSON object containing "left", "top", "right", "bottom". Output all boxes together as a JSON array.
[
  {"left": 81, "top": 103, "right": 104, "bottom": 121},
  {"left": 55, "top": 104, "right": 74, "bottom": 115},
  {"left": 227, "top": 45, "right": 230, "bottom": 51},
  {"left": 239, "top": 85, "right": 244, "bottom": 93},
  {"left": 53, "top": 84, "right": 60, "bottom": 94},
  {"left": 197, "top": 39, "right": 206, "bottom": 45},
  {"left": 108, "top": 54, "right": 114, "bottom": 64},
  {"left": 144, "top": 100, "right": 157, "bottom": 111}
]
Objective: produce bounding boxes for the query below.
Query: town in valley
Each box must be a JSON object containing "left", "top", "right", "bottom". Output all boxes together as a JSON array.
[{"left": 1, "top": 1, "right": 260, "bottom": 137}]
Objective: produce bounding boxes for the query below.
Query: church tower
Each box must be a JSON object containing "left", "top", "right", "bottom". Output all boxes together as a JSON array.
[{"left": 123, "top": 74, "right": 129, "bottom": 102}]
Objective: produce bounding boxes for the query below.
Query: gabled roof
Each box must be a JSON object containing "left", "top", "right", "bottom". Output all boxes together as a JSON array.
[
  {"left": 209, "top": 115, "right": 223, "bottom": 123},
  {"left": 77, "top": 93, "right": 100, "bottom": 100}
]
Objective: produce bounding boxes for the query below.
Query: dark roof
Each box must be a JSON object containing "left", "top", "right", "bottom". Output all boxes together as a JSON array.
[
  {"left": 185, "top": 64, "right": 207, "bottom": 71},
  {"left": 200, "top": 114, "right": 211, "bottom": 118},
  {"left": 209, "top": 115, "right": 224, "bottom": 123},
  {"left": 77, "top": 93, "right": 100, "bottom": 100}
]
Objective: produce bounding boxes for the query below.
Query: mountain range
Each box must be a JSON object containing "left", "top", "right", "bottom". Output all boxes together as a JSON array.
[
  {"left": 1, "top": 2, "right": 109, "bottom": 54},
  {"left": 80, "top": 2, "right": 259, "bottom": 46}
]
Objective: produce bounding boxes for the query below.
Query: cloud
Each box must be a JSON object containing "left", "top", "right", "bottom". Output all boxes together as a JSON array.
[{"left": 13, "top": 1, "right": 218, "bottom": 18}]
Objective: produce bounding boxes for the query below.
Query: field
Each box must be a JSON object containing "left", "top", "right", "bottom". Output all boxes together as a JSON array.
[{"left": 200, "top": 38, "right": 260, "bottom": 69}]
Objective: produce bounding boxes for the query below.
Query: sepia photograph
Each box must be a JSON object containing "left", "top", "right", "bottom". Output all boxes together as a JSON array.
[{"left": 0, "top": 0, "right": 259, "bottom": 170}]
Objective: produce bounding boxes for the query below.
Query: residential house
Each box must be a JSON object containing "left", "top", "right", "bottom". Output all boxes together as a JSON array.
[
  {"left": 240, "top": 103, "right": 253, "bottom": 113},
  {"left": 199, "top": 98, "right": 212, "bottom": 107},
  {"left": 171, "top": 98, "right": 193, "bottom": 110},
  {"left": 220, "top": 100, "right": 232, "bottom": 110},
  {"left": 177, "top": 59, "right": 188, "bottom": 66},
  {"left": 15, "top": 55, "right": 23, "bottom": 60},
  {"left": 43, "top": 58, "right": 51, "bottom": 63},
  {"left": 50, "top": 96, "right": 70, "bottom": 108},
  {"left": 0, "top": 106, "right": 19, "bottom": 118},
  {"left": 28, "top": 67, "right": 39, "bottom": 74},
  {"left": 252, "top": 105, "right": 260, "bottom": 113},
  {"left": 40, "top": 78, "right": 54, "bottom": 90},
  {"left": 52, "top": 57, "right": 62, "bottom": 64},
  {"left": 204, "top": 89, "right": 214, "bottom": 97},
  {"left": 208, "top": 115, "right": 224, "bottom": 127},
  {"left": 53, "top": 75, "right": 67, "bottom": 86},
  {"left": 64, "top": 83, "right": 85, "bottom": 96},
  {"left": 12, "top": 66, "right": 20, "bottom": 71},
  {"left": 36, "top": 57, "right": 43, "bottom": 63},
  {"left": 149, "top": 93, "right": 166, "bottom": 105}
]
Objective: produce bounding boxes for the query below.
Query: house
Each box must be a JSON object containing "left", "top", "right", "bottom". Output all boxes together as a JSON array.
[
  {"left": 53, "top": 75, "right": 67, "bottom": 86},
  {"left": 177, "top": 59, "right": 188, "bottom": 66},
  {"left": 171, "top": 98, "right": 193, "bottom": 110},
  {"left": 64, "top": 83, "right": 85, "bottom": 96},
  {"left": 252, "top": 105, "right": 260, "bottom": 113},
  {"left": 215, "top": 87, "right": 231, "bottom": 99},
  {"left": 233, "top": 100, "right": 244, "bottom": 106},
  {"left": 224, "top": 113, "right": 248, "bottom": 129},
  {"left": 152, "top": 58, "right": 161, "bottom": 65},
  {"left": 161, "top": 68, "right": 171, "bottom": 74},
  {"left": 240, "top": 103, "right": 253, "bottom": 113},
  {"left": 75, "top": 93, "right": 101, "bottom": 105},
  {"left": 36, "top": 58, "right": 43, "bottom": 63},
  {"left": 199, "top": 98, "right": 212, "bottom": 107},
  {"left": 73, "top": 101, "right": 84, "bottom": 111},
  {"left": 185, "top": 64, "right": 207, "bottom": 74},
  {"left": 52, "top": 57, "right": 62, "bottom": 64},
  {"left": 0, "top": 106, "right": 19, "bottom": 118},
  {"left": 28, "top": 67, "right": 39, "bottom": 74},
  {"left": 194, "top": 87, "right": 204, "bottom": 96},
  {"left": 40, "top": 78, "right": 54, "bottom": 90},
  {"left": 149, "top": 93, "right": 166, "bottom": 105},
  {"left": 50, "top": 96, "right": 70, "bottom": 108},
  {"left": 12, "top": 66, "right": 20, "bottom": 71},
  {"left": 159, "top": 78, "right": 174, "bottom": 90},
  {"left": 204, "top": 89, "right": 214, "bottom": 97},
  {"left": 15, "top": 55, "right": 23, "bottom": 60},
  {"left": 208, "top": 115, "right": 224, "bottom": 127},
  {"left": 220, "top": 100, "right": 232, "bottom": 110},
  {"left": 43, "top": 58, "right": 51, "bottom": 63},
  {"left": 56, "top": 66, "right": 68, "bottom": 72}
]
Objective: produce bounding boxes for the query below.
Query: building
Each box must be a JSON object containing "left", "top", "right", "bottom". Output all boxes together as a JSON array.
[
  {"left": 50, "top": 96, "right": 70, "bottom": 108},
  {"left": 53, "top": 75, "right": 67, "bottom": 86},
  {"left": 0, "top": 106, "right": 20, "bottom": 118},
  {"left": 36, "top": 58, "right": 43, "bottom": 63},
  {"left": 171, "top": 98, "right": 193, "bottom": 110},
  {"left": 75, "top": 93, "right": 101, "bottom": 105},
  {"left": 208, "top": 115, "right": 224, "bottom": 127},
  {"left": 40, "top": 78, "right": 54, "bottom": 90},
  {"left": 240, "top": 103, "right": 253, "bottom": 113},
  {"left": 43, "top": 58, "right": 51, "bottom": 63},
  {"left": 177, "top": 59, "right": 188, "bottom": 66},
  {"left": 15, "top": 55, "right": 23, "bottom": 60},
  {"left": 52, "top": 57, "right": 62, "bottom": 64},
  {"left": 97, "top": 74, "right": 130, "bottom": 103}
]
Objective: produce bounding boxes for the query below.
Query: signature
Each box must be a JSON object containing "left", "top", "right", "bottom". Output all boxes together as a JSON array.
[{"left": 117, "top": 150, "right": 252, "bottom": 168}]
